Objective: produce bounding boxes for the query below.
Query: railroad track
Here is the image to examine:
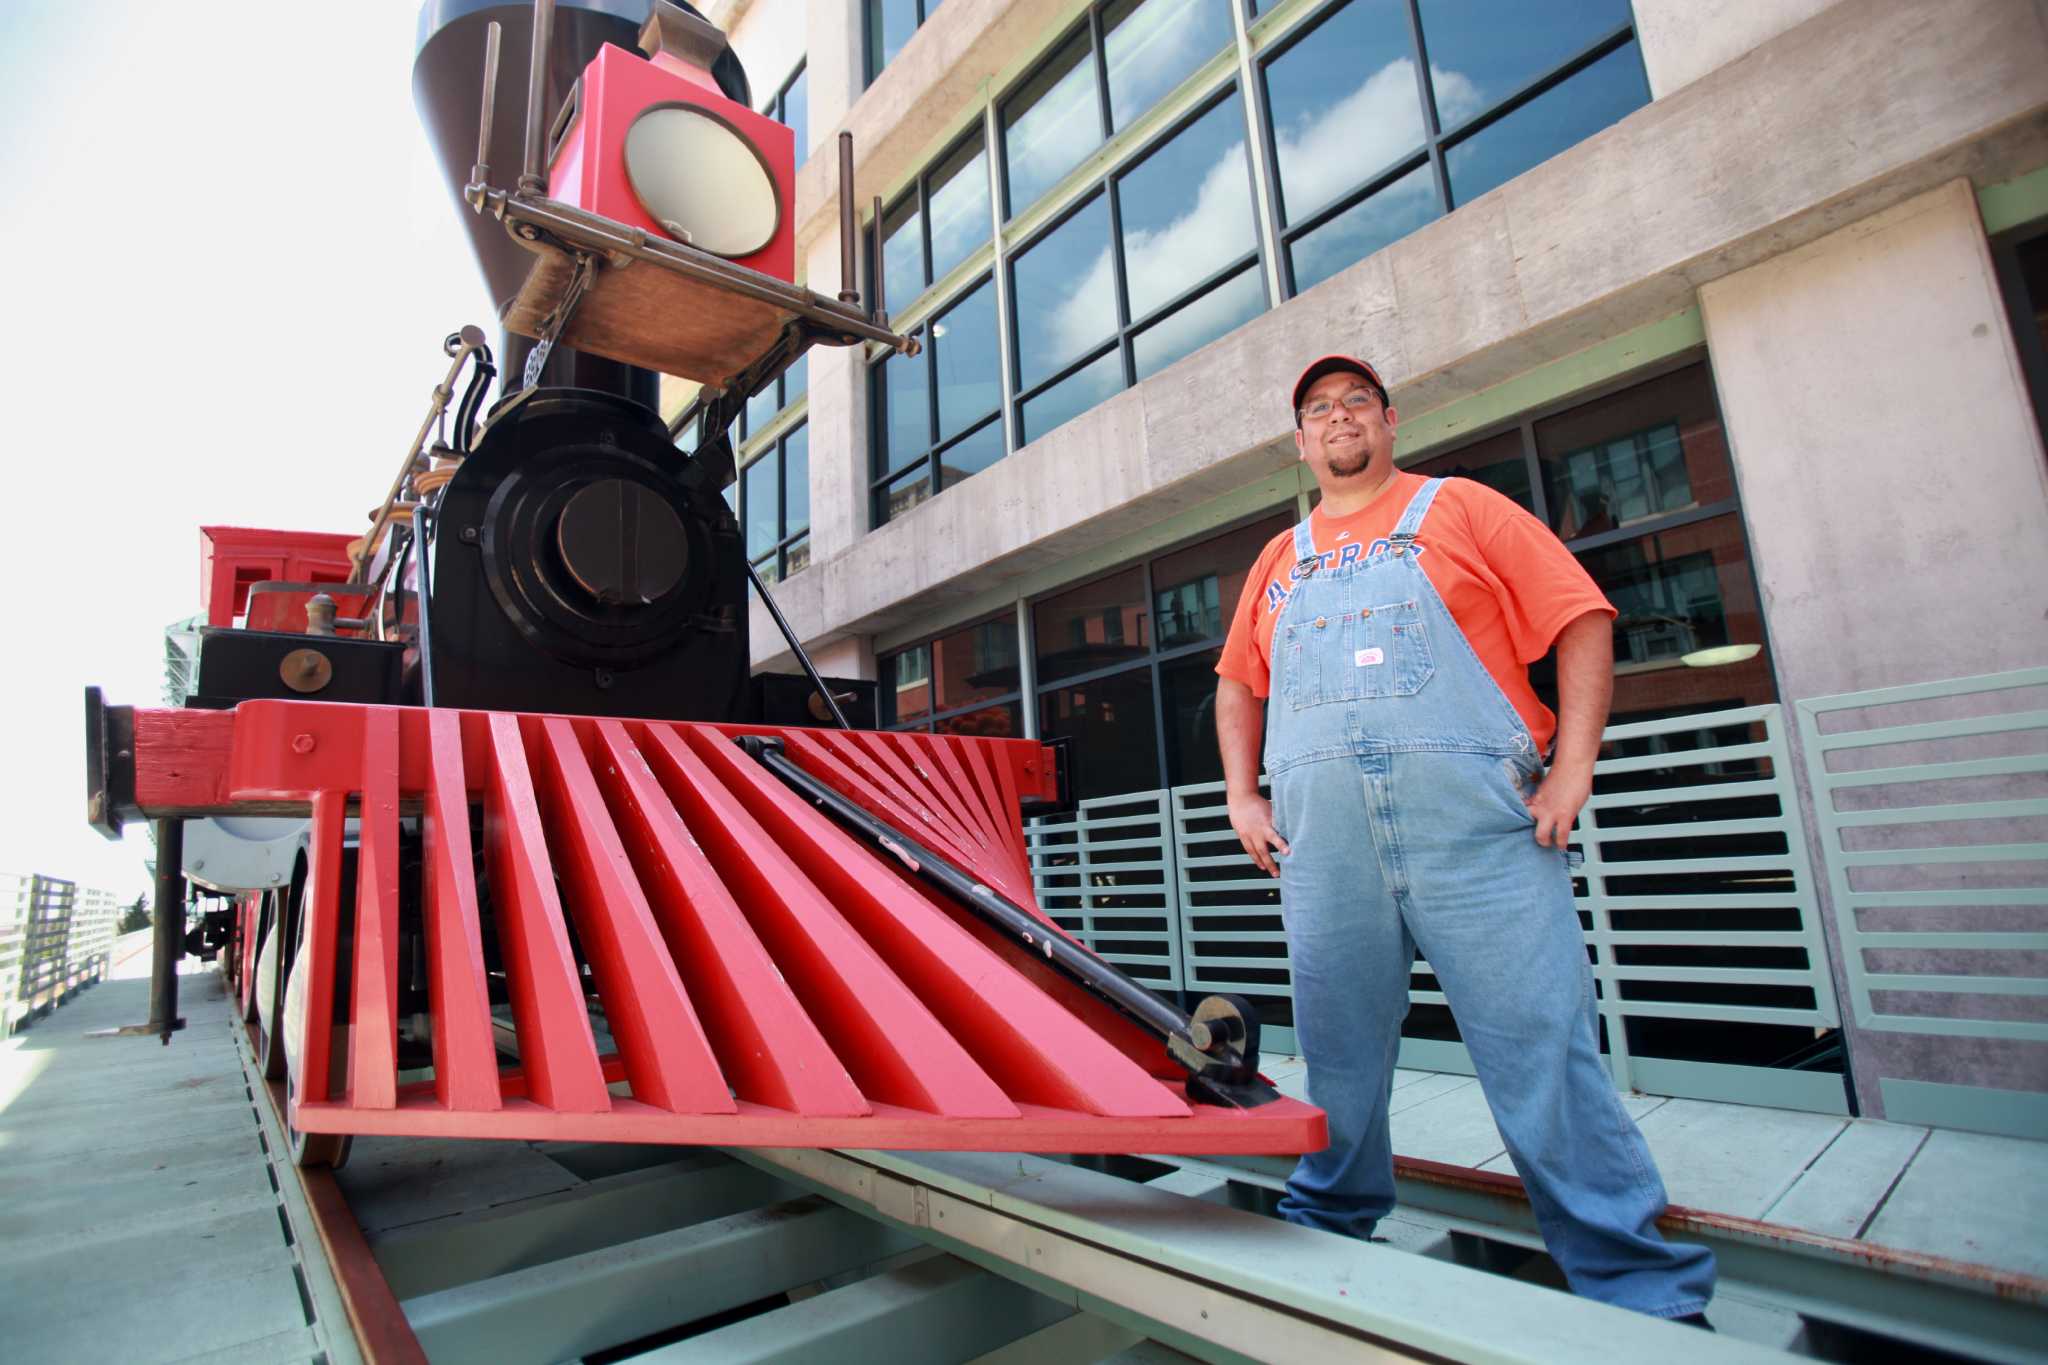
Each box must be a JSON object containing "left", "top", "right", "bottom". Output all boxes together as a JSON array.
[{"left": 230, "top": 1015, "right": 2047, "bottom": 1364}]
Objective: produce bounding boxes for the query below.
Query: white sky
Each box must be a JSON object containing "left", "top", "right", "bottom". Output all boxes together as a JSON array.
[{"left": 0, "top": 2, "right": 493, "bottom": 900}]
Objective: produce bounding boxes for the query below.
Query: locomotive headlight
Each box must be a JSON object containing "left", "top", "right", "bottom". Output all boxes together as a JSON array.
[{"left": 624, "top": 105, "right": 781, "bottom": 258}]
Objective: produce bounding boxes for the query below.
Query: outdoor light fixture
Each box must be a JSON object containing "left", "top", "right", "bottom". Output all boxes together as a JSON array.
[
  {"left": 624, "top": 106, "right": 780, "bottom": 257},
  {"left": 1681, "top": 642, "right": 1763, "bottom": 668}
]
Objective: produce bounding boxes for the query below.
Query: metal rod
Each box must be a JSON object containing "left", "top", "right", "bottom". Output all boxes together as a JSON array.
[
  {"left": 148, "top": 819, "right": 186, "bottom": 1044},
  {"left": 837, "top": 132, "right": 859, "bottom": 306},
  {"left": 739, "top": 738, "right": 1277, "bottom": 1106},
  {"left": 352, "top": 329, "right": 487, "bottom": 585},
  {"left": 472, "top": 20, "right": 502, "bottom": 187},
  {"left": 413, "top": 508, "right": 438, "bottom": 707},
  {"left": 520, "top": 0, "right": 556, "bottom": 193},
  {"left": 871, "top": 194, "right": 887, "bottom": 327},
  {"left": 744, "top": 560, "right": 851, "bottom": 730}
]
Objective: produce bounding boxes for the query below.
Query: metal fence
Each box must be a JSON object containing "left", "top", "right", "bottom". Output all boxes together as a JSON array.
[
  {"left": 1795, "top": 668, "right": 2048, "bottom": 1136},
  {"left": 1032, "top": 704, "right": 1849, "bottom": 1112}
]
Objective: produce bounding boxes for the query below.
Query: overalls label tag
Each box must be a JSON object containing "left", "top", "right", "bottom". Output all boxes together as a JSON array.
[{"left": 1355, "top": 647, "right": 1384, "bottom": 667}]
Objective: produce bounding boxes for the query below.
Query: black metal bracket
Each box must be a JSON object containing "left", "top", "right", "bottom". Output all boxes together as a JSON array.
[
  {"left": 85, "top": 686, "right": 137, "bottom": 841},
  {"left": 1017, "top": 735, "right": 1076, "bottom": 820},
  {"left": 740, "top": 735, "right": 1278, "bottom": 1108}
]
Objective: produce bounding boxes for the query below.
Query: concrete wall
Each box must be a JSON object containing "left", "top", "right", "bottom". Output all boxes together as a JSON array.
[
  {"left": 747, "top": 0, "right": 2048, "bottom": 669},
  {"left": 1700, "top": 178, "right": 2048, "bottom": 1114},
  {"left": 1631, "top": 0, "right": 1841, "bottom": 98}
]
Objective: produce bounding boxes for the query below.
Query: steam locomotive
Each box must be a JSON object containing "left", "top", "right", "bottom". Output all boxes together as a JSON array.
[{"left": 84, "top": 0, "right": 1323, "bottom": 1169}]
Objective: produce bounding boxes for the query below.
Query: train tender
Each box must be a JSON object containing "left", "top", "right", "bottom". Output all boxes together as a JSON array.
[{"left": 82, "top": 0, "right": 1324, "bottom": 1169}]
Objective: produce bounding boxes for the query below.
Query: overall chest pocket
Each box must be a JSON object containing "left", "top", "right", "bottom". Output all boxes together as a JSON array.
[{"left": 1281, "top": 598, "right": 1435, "bottom": 709}]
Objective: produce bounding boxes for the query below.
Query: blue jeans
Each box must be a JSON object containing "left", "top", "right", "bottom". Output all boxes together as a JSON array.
[{"left": 1270, "top": 747, "right": 1717, "bottom": 1319}]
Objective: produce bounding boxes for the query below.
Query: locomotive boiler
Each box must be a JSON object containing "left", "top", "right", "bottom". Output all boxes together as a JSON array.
[{"left": 83, "top": 0, "right": 1323, "bottom": 1170}]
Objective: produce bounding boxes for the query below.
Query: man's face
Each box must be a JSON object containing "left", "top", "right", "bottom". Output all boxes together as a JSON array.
[{"left": 1293, "top": 370, "right": 1397, "bottom": 486}]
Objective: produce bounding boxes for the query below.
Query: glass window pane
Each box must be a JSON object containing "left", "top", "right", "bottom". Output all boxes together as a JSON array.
[
  {"left": 1444, "top": 42, "right": 1650, "bottom": 207},
  {"left": 934, "top": 610, "right": 1020, "bottom": 711},
  {"left": 1409, "top": 427, "right": 1532, "bottom": 513},
  {"left": 1034, "top": 566, "right": 1150, "bottom": 682},
  {"left": 1039, "top": 667, "right": 1161, "bottom": 800},
  {"left": 784, "top": 534, "right": 810, "bottom": 578},
  {"left": 1262, "top": 0, "right": 1424, "bottom": 226},
  {"left": 882, "top": 196, "right": 923, "bottom": 313},
  {"left": 935, "top": 701, "right": 1022, "bottom": 739},
  {"left": 753, "top": 553, "right": 780, "bottom": 585},
  {"left": 746, "top": 381, "right": 779, "bottom": 435},
  {"left": 878, "top": 345, "right": 930, "bottom": 469},
  {"left": 1534, "top": 362, "right": 1731, "bottom": 539},
  {"left": 937, "top": 418, "right": 1006, "bottom": 490},
  {"left": 782, "top": 424, "right": 809, "bottom": 536},
  {"left": 1575, "top": 513, "right": 1775, "bottom": 720},
  {"left": 1131, "top": 263, "right": 1265, "bottom": 381},
  {"left": 1013, "top": 194, "right": 1117, "bottom": 389},
  {"left": 877, "top": 462, "right": 933, "bottom": 523},
  {"left": 1150, "top": 511, "right": 1291, "bottom": 649},
  {"left": 933, "top": 276, "right": 1001, "bottom": 439},
  {"left": 1020, "top": 347, "right": 1122, "bottom": 444},
  {"left": 886, "top": 643, "right": 934, "bottom": 724},
  {"left": 1116, "top": 94, "right": 1255, "bottom": 322},
  {"left": 785, "top": 350, "right": 808, "bottom": 408},
  {"left": 743, "top": 450, "right": 778, "bottom": 560},
  {"left": 1288, "top": 162, "right": 1439, "bottom": 293},
  {"left": 783, "top": 65, "right": 808, "bottom": 169},
  {"left": 869, "top": 0, "right": 919, "bottom": 77},
  {"left": 927, "top": 136, "right": 992, "bottom": 286},
  {"left": 1103, "top": 0, "right": 1234, "bottom": 132},
  {"left": 1002, "top": 32, "right": 1101, "bottom": 217},
  {"left": 1161, "top": 647, "right": 1225, "bottom": 786},
  {"left": 1418, "top": 0, "right": 1634, "bottom": 124}
]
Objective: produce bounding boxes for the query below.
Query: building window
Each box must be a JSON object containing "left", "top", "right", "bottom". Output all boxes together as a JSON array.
[
  {"left": 1010, "top": 88, "right": 1267, "bottom": 446},
  {"left": 1407, "top": 359, "right": 1772, "bottom": 725},
  {"left": 1259, "top": 0, "right": 1647, "bottom": 294},
  {"left": 870, "top": 275, "right": 1003, "bottom": 525},
  {"left": 729, "top": 420, "right": 811, "bottom": 583},
  {"left": 1990, "top": 217, "right": 2048, "bottom": 455},
  {"left": 765, "top": 60, "right": 808, "bottom": 170},
  {"left": 866, "top": 0, "right": 942, "bottom": 87},
  {"left": 881, "top": 609, "right": 1023, "bottom": 736}
]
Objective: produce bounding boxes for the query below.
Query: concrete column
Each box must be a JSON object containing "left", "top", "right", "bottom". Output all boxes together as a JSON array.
[
  {"left": 1701, "top": 178, "right": 2048, "bottom": 1115},
  {"left": 1631, "top": 0, "right": 1841, "bottom": 99},
  {"left": 807, "top": 0, "right": 863, "bottom": 139}
]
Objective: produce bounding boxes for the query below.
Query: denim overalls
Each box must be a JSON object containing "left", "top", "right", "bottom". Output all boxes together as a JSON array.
[{"left": 1265, "top": 477, "right": 1715, "bottom": 1318}]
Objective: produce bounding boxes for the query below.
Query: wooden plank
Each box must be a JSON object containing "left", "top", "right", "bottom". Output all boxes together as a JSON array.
[
  {"left": 482, "top": 714, "right": 611, "bottom": 1114},
  {"left": 530, "top": 717, "right": 734, "bottom": 1115},
  {"left": 348, "top": 709, "right": 403, "bottom": 1110},
  {"left": 421, "top": 710, "right": 501, "bottom": 1112},
  {"left": 1759, "top": 1120, "right": 1928, "bottom": 1239},
  {"left": 1862, "top": 1128, "right": 2048, "bottom": 1277},
  {"left": 296, "top": 793, "right": 347, "bottom": 1105}
]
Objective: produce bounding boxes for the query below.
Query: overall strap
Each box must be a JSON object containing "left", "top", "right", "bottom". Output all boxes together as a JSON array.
[
  {"left": 1389, "top": 477, "right": 1444, "bottom": 554},
  {"left": 1291, "top": 516, "right": 1316, "bottom": 563}
]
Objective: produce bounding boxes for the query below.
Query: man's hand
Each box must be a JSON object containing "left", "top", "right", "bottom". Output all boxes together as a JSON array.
[
  {"left": 1525, "top": 762, "right": 1591, "bottom": 849},
  {"left": 1228, "top": 790, "right": 1290, "bottom": 876}
]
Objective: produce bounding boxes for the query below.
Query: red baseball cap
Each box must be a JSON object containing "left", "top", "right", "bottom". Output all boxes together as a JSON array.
[{"left": 1292, "top": 354, "right": 1388, "bottom": 425}]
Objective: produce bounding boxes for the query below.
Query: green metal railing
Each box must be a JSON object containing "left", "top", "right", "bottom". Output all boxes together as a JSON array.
[{"left": 1031, "top": 704, "right": 1849, "bottom": 1112}]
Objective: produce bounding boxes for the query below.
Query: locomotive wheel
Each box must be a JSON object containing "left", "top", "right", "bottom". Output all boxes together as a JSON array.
[{"left": 287, "top": 1069, "right": 352, "bottom": 1171}]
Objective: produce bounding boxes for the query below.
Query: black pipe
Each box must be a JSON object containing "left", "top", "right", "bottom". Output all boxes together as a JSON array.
[
  {"left": 744, "top": 559, "right": 850, "bottom": 730},
  {"left": 739, "top": 737, "right": 1278, "bottom": 1107},
  {"left": 415, "top": 506, "right": 439, "bottom": 708},
  {"left": 148, "top": 819, "right": 186, "bottom": 1043}
]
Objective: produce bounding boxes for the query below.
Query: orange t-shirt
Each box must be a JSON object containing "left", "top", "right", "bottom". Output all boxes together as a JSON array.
[{"left": 1215, "top": 473, "right": 1614, "bottom": 754}]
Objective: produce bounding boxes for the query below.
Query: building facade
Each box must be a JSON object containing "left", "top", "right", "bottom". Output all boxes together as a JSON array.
[{"left": 672, "top": 0, "right": 2048, "bottom": 1134}]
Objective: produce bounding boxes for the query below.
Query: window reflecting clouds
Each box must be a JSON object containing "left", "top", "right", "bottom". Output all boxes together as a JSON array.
[
  {"left": 1263, "top": 0, "right": 1430, "bottom": 225},
  {"left": 938, "top": 419, "right": 1006, "bottom": 489},
  {"left": 1116, "top": 93, "right": 1255, "bottom": 320},
  {"left": 881, "top": 343, "right": 930, "bottom": 467},
  {"left": 1013, "top": 195, "right": 1117, "bottom": 389},
  {"left": 1022, "top": 348, "right": 1122, "bottom": 444},
  {"left": 882, "top": 197, "right": 922, "bottom": 320},
  {"left": 743, "top": 447, "right": 777, "bottom": 561},
  {"left": 783, "top": 424, "right": 809, "bottom": 535},
  {"left": 928, "top": 139, "right": 992, "bottom": 286},
  {"left": 1288, "top": 163, "right": 1437, "bottom": 293},
  {"left": 1445, "top": 43, "right": 1648, "bottom": 205},
  {"left": 934, "top": 277, "right": 1001, "bottom": 439},
  {"left": 1132, "top": 263, "right": 1265, "bottom": 380},
  {"left": 1103, "top": 0, "right": 1233, "bottom": 132},
  {"left": 1418, "top": 0, "right": 1633, "bottom": 119},
  {"left": 1003, "top": 34, "right": 1101, "bottom": 216}
]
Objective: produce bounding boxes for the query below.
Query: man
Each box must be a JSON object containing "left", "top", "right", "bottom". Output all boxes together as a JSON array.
[{"left": 1213, "top": 355, "right": 1717, "bottom": 1324}]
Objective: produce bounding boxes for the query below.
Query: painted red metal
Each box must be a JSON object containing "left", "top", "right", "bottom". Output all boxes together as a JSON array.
[
  {"left": 135, "top": 699, "right": 1324, "bottom": 1154},
  {"left": 198, "top": 527, "right": 356, "bottom": 628}
]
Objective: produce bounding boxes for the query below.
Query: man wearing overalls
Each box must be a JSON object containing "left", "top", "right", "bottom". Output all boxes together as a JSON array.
[{"left": 1214, "top": 355, "right": 1717, "bottom": 1324}]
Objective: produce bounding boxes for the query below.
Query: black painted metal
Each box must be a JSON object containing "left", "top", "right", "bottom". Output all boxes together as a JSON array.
[{"left": 148, "top": 819, "right": 187, "bottom": 1043}]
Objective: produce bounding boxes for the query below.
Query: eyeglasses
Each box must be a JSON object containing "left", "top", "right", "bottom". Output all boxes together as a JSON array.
[{"left": 1298, "top": 388, "right": 1384, "bottom": 422}]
